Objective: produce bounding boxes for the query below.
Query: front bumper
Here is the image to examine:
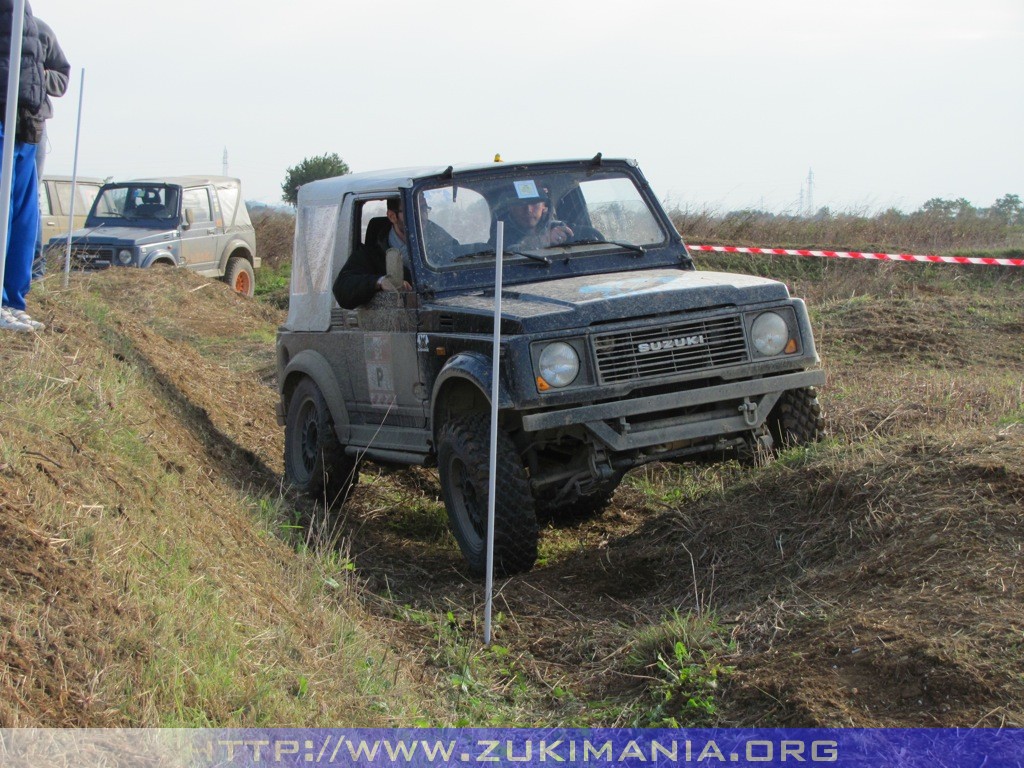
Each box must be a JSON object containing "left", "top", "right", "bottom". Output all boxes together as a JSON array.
[{"left": 520, "top": 369, "right": 825, "bottom": 452}]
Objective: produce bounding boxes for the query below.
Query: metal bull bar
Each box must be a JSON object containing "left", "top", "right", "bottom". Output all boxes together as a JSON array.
[{"left": 520, "top": 370, "right": 826, "bottom": 452}]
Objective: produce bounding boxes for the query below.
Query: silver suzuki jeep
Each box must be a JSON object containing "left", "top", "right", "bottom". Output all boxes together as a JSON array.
[
  {"left": 56, "top": 176, "right": 259, "bottom": 296},
  {"left": 276, "top": 157, "right": 824, "bottom": 575}
]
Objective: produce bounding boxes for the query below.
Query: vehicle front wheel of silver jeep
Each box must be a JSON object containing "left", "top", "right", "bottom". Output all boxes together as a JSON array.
[
  {"left": 284, "top": 378, "right": 357, "bottom": 507},
  {"left": 767, "top": 386, "right": 825, "bottom": 449},
  {"left": 437, "top": 414, "right": 538, "bottom": 576},
  {"left": 224, "top": 256, "right": 255, "bottom": 297}
]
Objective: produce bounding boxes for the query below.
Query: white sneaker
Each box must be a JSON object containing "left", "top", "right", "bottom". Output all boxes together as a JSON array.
[
  {"left": 0, "top": 306, "right": 32, "bottom": 332},
  {"left": 8, "top": 308, "right": 44, "bottom": 331}
]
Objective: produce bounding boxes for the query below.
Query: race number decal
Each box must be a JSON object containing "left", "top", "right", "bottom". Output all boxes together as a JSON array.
[{"left": 364, "top": 333, "right": 395, "bottom": 407}]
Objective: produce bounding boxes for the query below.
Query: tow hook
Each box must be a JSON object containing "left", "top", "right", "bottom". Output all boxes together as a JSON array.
[{"left": 739, "top": 397, "right": 758, "bottom": 427}]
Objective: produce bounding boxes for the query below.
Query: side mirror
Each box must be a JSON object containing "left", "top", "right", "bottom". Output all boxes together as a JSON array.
[{"left": 182, "top": 208, "right": 194, "bottom": 229}]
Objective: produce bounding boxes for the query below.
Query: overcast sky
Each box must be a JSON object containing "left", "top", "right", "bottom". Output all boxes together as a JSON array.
[{"left": 36, "top": 0, "right": 1023, "bottom": 213}]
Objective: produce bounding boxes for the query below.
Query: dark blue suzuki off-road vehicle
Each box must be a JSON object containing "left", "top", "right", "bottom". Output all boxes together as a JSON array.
[{"left": 276, "top": 157, "right": 824, "bottom": 575}]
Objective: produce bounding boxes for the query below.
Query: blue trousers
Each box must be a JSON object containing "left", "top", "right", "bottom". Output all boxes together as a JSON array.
[{"left": 0, "top": 123, "right": 39, "bottom": 312}]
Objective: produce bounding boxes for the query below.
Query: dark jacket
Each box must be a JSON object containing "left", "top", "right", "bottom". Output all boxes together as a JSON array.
[
  {"left": 333, "top": 225, "right": 412, "bottom": 310},
  {"left": 332, "top": 218, "right": 459, "bottom": 309},
  {"left": 0, "top": 0, "right": 46, "bottom": 140}
]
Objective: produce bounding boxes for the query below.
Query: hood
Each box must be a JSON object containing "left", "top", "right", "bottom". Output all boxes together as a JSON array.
[
  {"left": 56, "top": 226, "right": 179, "bottom": 247},
  {"left": 429, "top": 268, "right": 791, "bottom": 331}
]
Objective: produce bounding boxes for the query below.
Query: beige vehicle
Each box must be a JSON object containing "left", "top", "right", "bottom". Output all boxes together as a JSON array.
[{"left": 38, "top": 175, "right": 105, "bottom": 246}]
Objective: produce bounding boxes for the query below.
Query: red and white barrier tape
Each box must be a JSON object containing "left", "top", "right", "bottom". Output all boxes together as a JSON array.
[{"left": 687, "top": 244, "right": 1024, "bottom": 268}]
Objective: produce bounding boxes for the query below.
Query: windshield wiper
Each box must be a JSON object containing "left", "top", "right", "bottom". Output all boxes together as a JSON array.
[
  {"left": 508, "top": 249, "right": 550, "bottom": 265},
  {"left": 452, "top": 248, "right": 492, "bottom": 262},
  {"left": 566, "top": 238, "right": 646, "bottom": 255},
  {"left": 452, "top": 247, "right": 550, "bottom": 265}
]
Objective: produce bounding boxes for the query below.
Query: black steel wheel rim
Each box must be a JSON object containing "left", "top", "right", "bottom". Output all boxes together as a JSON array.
[
  {"left": 299, "top": 400, "right": 319, "bottom": 476},
  {"left": 450, "top": 455, "right": 485, "bottom": 538}
]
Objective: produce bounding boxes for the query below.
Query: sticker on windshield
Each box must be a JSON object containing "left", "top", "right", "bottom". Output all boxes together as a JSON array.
[{"left": 514, "top": 180, "right": 541, "bottom": 199}]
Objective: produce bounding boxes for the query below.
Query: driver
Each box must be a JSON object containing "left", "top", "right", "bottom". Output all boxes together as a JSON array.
[{"left": 499, "top": 186, "right": 574, "bottom": 249}]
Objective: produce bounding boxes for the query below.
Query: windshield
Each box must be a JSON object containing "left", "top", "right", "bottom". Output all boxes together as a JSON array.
[
  {"left": 416, "top": 168, "right": 667, "bottom": 268},
  {"left": 88, "top": 184, "right": 181, "bottom": 225}
]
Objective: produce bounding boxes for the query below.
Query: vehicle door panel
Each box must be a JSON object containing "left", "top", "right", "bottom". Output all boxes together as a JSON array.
[
  {"left": 347, "top": 292, "right": 425, "bottom": 430},
  {"left": 179, "top": 187, "right": 219, "bottom": 270}
]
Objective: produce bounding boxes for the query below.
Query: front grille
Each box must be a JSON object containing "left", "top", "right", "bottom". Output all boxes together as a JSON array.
[
  {"left": 594, "top": 315, "right": 747, "bottom": 383},
  {"left": 70, "top": 247, "right": 114, "bottom": 261},
  {"left": 69, "top": 247, "right": 114, "bottom": 270}
]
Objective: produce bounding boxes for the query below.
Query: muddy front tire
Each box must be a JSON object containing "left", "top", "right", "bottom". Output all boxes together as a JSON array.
[
  {"left": 767, "top": 386, "right": 825, "bottom": 448},
  {"left": 437, "top": 414, "right": 538, "bottom": 576},
  {"left": 224, "top": 256, "right": 255, "bottom": 297},
  {"left": 284, "top": 378, "right": 356, "bottom": 507}
]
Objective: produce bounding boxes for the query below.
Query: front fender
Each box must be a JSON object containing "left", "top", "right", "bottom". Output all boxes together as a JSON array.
[
  {"left": 280, "top": 349, "right": 351, "bottom": 442},
  {"left": 140, "top": 249, "right": 178, "bottom": 268},
  {"left": 431, "top": 351, "right": 514, "bottom": 429}
]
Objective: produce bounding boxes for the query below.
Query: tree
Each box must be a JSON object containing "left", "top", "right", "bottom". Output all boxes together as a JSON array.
[
  {"left": 281, "top": 153, "right": 350, "bottom": 205},
  {"left": 990, "top": 194, "right": 1022, "bottom": 225},
  {"left": 920, "top": 197, "right": 976, "bottom": 219}
]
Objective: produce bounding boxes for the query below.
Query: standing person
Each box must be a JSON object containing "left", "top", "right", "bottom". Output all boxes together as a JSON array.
[
  {"left": 0, "top": 0, "right": 46, "bottom": 333},
  {"left": 29, "top": 16, "right": 69, "bottom": 281}
]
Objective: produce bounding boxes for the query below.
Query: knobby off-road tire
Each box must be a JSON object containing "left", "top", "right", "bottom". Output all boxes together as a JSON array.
[
  {"left": 768, "top": 386, "right": 825, "bottom": 449},
  {"left": 224, "top": 256, "right": 255, "bottom": 297},
  {"left": 437, "top": 414, "right": 538, "bottom": 577},
  {"left": 535, "top": 472, "right": 623, "bottom": 522},
  {"left": 284, "top": 378, "right": 357, "bottom": 508}
]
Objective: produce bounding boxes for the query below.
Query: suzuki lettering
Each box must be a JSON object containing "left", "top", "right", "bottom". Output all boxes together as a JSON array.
[{"left": 638, "top": 335, "right": 707, "bottom": 354}]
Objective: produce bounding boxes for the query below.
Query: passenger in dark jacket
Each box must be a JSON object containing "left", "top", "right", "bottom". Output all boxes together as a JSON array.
[
  {"left": 0, "top": 0, "right": 47, "bottom": 331},
  {"left": 333, "top": 196, "right": 460, "bottom": 309},
  {"left": 332, "top": 198, "right": 412, "bottom": 309}
]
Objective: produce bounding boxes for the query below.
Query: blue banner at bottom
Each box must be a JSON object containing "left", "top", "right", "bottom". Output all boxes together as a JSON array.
[{"left": 1, "top": 728, "right": 1021, "bottom": 767}]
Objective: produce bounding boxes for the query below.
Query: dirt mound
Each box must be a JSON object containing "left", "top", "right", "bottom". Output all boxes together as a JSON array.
[
  {"left": 0, "top": 269, "right": 428, "bottom": 727},
  {"left": 0, "top": 270, "right": 286, "bottom": 725},
  {"left": 629, "top": 434, "right": 1024, "bottom": 726},
  {"left": 0, "top": 507, "right": 126, "bottom": 725}
]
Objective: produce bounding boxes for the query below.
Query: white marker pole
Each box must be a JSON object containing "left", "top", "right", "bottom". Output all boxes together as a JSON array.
[
  {"left": 0, "top": 0, "right": 26, "bottom": 298},
  {"left": 63, "top": 68, "right": 85, "bottom": 286},
  {"left": 483, "top": 221, "right": 504, "bottom": 646}
]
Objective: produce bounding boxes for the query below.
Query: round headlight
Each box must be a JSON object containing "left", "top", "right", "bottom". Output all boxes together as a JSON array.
[
  {"left": 117, "top": 249, "right": 134, "bottom": 265},
  {"left": 751, "top": 312, "right": 790, "bottom": 356},
  {"left": 538, "top": 342, "right": 580, "bottom": 388}
]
